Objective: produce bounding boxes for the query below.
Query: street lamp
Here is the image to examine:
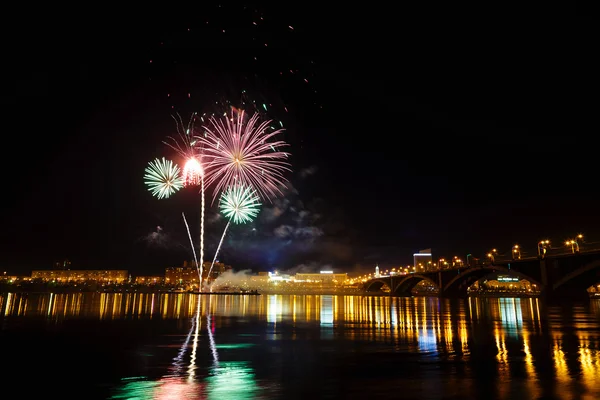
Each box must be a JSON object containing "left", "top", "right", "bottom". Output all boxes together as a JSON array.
[
  {"left": 538, "top": 240, "right": 550, "bottom": 258},
  {"left": 486, "top": 252, "right": 495, "bottom": 263},
  {"left": 512, "top": 244, "right": 521, "bottom": 260},
  {"left": 576, "top": 234, "right": 583, "bottom": 250},
  {"left": 565, "top": 239, "right": 579, "bottom": 253}
]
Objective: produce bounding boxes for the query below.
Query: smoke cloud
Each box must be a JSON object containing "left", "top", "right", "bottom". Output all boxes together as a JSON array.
[
  {"left": 208, "top": 171, "right": 357, "bottom": 271},
  {"left": 206, "top": 269, "right": 256, "bottom": 291},
  {"left": 282, "top": 262, "right": 333, "bottom": 275}
]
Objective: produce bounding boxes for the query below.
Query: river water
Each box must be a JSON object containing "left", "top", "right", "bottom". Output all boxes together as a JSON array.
[{"left": 0, "top": 292, "right": 599, "bottom": 399}]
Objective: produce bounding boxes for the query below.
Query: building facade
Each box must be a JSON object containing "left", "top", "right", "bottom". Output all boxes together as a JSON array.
[
  {"left": 134, "top": 276, "right": 164, "bottom": 284},
  {"left": 167, "top": 261, "right": 232, "bottom": 287},
  {"left": 413, "top": 249, "right": 433, "bottom": 272},
  {"left": 294, "top": 272, "right": 348, "bottom": 285},
  {"left": 31, "top": 270, "right": 128, "bottom": 283}
]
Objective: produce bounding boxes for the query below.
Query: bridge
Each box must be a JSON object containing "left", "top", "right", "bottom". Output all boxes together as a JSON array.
[{"left": 362, "top": 248, "right": 600, "bottom": 299}]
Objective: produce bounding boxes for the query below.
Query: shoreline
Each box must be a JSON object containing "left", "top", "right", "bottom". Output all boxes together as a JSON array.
[{"left": 0, "top": 289, "right": 549, "bottom": 298}]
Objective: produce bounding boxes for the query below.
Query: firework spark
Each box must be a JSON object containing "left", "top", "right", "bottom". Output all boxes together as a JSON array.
[
  {"left": 164, "top": 113, "right": 200, "bottom": 159},
  {"left": 144, "top": 158, "right": 184, "bottom": 199},
  {"left": 219, "top": 184, "right": 261, "bottom": 224},
  {"left": 199, "top": 110, "right": 291, "bottom": 202},
  {"left": 183, "top": 157, "right": 204, "bottom": 186}
]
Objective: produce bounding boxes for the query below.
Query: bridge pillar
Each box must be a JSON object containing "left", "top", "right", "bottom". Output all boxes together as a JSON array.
[
  {"left": 540, "top": 259, "right": 548, "bottom": 288},
  {"left": 389, "top": 277, "right": 393, "bottom": 297},
  {"left": 437, "top": 271, "right": 442, "bottom": 289}
]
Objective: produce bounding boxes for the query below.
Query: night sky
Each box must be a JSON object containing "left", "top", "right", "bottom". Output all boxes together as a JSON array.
[{"left": 2, "top": 4, "right": 591, "bottom": 276}]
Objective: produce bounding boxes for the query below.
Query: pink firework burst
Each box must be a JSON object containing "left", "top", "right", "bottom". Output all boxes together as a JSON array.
[{"left": 199, "top": 110, "right": 291, "bottom": 202}]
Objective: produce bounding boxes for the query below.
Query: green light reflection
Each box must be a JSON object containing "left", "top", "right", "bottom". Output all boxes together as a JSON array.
[
  {"left": 109, "top": 379, "right": 160, "bottom": 399},
  {"left": 206, "top": 361, "right": 258, "bottom": 399},
  {"left": 215, "top": 343, "right": 255, "bottom": 349}
]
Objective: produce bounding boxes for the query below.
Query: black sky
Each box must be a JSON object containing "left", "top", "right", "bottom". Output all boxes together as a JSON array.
[{"left": 1, "top": 3, "right": 591, "bottom": 275}]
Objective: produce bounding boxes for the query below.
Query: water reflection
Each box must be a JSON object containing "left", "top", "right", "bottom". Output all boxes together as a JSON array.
[{"left": 2, "top": 292, "right": 600, "bottom": 399}]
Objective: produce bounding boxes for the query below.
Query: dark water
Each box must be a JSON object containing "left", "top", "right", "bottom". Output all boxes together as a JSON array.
[{"left": 1, "top": 293, "right": 599, "bottom": 399}]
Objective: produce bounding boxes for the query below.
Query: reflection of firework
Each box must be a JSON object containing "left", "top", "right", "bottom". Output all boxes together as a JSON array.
[
  {"left": 200, "top": 110, "right": 291, "bottom": 202},
  {"left": 144, "top": 158, "right": 184, "bottom": 199},
  {"left": 219, "top": 185, "right": 261, "bottom": 224}
]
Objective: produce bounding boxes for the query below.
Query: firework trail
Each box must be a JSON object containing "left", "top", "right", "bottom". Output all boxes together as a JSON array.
[
  {"left": 199, "top": 176, "right": 205, "bottom": 290},
  {"left": 182, "top": 212, "right": 200, "bottom": 286},
  {"left": 207, "top": 221, "right": 230, "bottom": 288},
  {"left": 144, "top": 158, "right": 184, "bottom": 199},
  {"left": 199, "top": 110, "right": 291, "bottom": 203},
  {"left": 207, "top": 185, "right": 261, "bottom": 285},
  {"left": 163, "top": 113, "right": 206, "bottom": 290}
]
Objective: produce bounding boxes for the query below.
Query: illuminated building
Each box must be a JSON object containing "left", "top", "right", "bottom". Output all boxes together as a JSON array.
[
  {"left": 165, "top": 267, "right": 199, "bottom": 286},
  {"left": 0, "top": 275, "right": 30, "bottom": 283},
  {"left": 293, "top": 271, "right": 348, "bottom": 285},
  {"left": 134, "top": 276, "right": 163, "bottom": 284},
  {"left": 468, "top": 275, "right": 537, "bottom": 294},
  {"left": 268, "top": 271, "right": 292, "bottom": 282},
  {"left": 31, "top": 270, "right": 128, "bottom": 283},
  {"left": 179, "top": 260, "right": 232, "bottom": 282},
  {"left": 414, "top": 249, "right": 432, "bottom": 272},
  {"left": 167, "top": 261, "right": 232, "bottom": 286}
]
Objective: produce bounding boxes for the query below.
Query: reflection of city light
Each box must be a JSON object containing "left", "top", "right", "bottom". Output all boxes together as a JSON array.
[
  {"left": 522, "top": 331, "right": 540, "bottom": 397},
  {"left": 499, "top": 298, "right": 522, "bottom": 337},
  {"left": 320, "top": 295, "right": 334, "bottom": 326},
  {"left": 267, "top": 295, "right": 281, "bottom": 324},
  {"left": 391, "top": 299, "right": 397, "bottom": 326},
  {"left": 553, "top": 340, "right": 569, "bottom": 386},
  {"left": 418, "top": 328, "right": 437, "bottom": 353},
  {"left": 495, "top": 326, "right": 510, "bottom": 380},
  {"left": 578, "top": 339, "right": 598, "bottom": 390}
]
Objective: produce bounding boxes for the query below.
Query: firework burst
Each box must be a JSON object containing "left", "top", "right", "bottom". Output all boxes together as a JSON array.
[
  {"left": 206, "top": 184, "right": 261, "bottom": 285},
  {"left": 199, "top": 110, "right": 291, "bottom": 202},
  {"left": 219, "top": 184, "right": 261, "bottom": 224},
  {"left": 144, "top": 158, "right": 184, "bottom": 199}
]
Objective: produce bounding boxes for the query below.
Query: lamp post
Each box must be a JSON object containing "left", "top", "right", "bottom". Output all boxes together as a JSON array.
[
  {"left": 487, "top": 252, "right": 495, "bottom": 264},
  {"left": 512, "top": 245, "right": 521, "bottom": 260},
  {"left": 565, "top": 239, "right": 579, "bottom": 253},
  {"left": 538, "top": 240, "right": 550, "bottom": 258},
  {"left": 576, "top": 234, "right": 583, "bottom": 250}
]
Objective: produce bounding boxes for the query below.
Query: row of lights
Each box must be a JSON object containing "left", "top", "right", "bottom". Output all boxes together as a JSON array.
[{"left": 486, "top": 234, "right": 584, "bottom": 262}]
